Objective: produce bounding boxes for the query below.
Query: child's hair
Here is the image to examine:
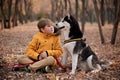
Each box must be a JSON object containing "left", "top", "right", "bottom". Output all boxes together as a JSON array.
[{"left": 37, "top": 19, "right": 54, "bottom": 32}]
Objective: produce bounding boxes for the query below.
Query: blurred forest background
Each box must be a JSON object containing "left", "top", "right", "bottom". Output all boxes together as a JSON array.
[
  {"left": 0, "top": 0, "right": 120, "bottom": 80},
  {"left": 0, "top": 0, "right": 120, "bottom": 44}
]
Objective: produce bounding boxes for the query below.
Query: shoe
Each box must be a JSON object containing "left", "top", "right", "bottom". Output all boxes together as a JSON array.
[
  {"left": 45, "top": 66, "right": 52, "bottom": 72},
  {"left": 12, "top": 64, "right": 30, "bottom": 72},
  {"left": 37, "top": 66, "right": 52, "bottom": 73}
]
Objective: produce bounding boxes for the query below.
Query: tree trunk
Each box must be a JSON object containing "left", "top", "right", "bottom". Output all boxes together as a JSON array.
[
  {"left": 100, "top": 0, "right": 105, "bottom": 26},
  {"left": 75, "top": 0, "right": 79, "bottom": 21},
  {"left": 23, "top": 0, "right": 28, "bottom": 23},
  {"left": 13, "top": 0, "right": 19, "bottom": 27},
  {"left": 8, "top": 0, "right": 12, "bottom": 28},
  {"left": 81, "top": 0, "right": 85, "bottom": 34},
  {"left": 93, "top": 0, "right": 105, "bottom": 44},
  {"left": 0, "top": 0, "right": 5, "bottom": 29},
  {"left": 0, "top": 0, "right": 3, "bottom": 30},
  {"left": 60, "top": 0, "right": 64, "bottom": 18},
  {"left": 68, "top": 0, "right": 72, "bottom": 14},
  {"left": 51, "top": 0, "right": 54, "bottom": 20},
  {"left": 111, "top": 0, "right": 120, "bottom": 44},
  {"left": 64, "top": 0, "right": 67, "bottom": 10}
]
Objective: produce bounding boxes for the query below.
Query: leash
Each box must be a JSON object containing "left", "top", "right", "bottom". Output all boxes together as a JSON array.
[
  {"left": 13, "top": 62, "right": 35, "bottom": 68},
  {"left": 12, "top": 61, "right": 36, "bottom": 72},
  {"left": 54, "top": 57, "right": 66, "bottom": 72},
  {"left": 12, "top": 57, "right": 66, "bottom": 72}
]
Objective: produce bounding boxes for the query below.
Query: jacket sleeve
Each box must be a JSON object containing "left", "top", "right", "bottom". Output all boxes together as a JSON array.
[
  {"left": 46, "top": 36, "right": 63, "bottom": 58},
  {"left": 26, "top": 35, "right": 39, "bottom": 60}
]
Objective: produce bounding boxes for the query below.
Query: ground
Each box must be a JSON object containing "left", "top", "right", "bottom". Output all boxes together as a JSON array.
[{"left": 0, "top": 21, "right": 120, "bottom": 80}]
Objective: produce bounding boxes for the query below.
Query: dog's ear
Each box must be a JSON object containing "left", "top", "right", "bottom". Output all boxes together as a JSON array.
[{"left": 67, "top": 13, "right": 70, "bottom": 20}]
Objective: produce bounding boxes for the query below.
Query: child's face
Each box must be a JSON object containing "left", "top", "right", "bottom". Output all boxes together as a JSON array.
[{"left": 41, "top": 25, "right": 54, "bottom": 35}]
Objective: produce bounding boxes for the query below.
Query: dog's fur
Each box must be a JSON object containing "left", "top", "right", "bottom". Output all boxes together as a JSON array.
[{"left": 56, "top": 14, "right": 111, "bottom": 74}]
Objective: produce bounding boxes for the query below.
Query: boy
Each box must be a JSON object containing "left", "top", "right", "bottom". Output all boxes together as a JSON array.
[{"left": 17, "top": 19, "right": 63, "bottom": 72}]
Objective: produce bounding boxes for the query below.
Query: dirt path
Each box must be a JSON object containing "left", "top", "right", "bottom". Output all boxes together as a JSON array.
[{"left": 0, "top": 22, "right": 120, "bottom": 80}]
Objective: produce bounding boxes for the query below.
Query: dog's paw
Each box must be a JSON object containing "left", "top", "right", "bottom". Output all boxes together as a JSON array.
[
  {"left": 69, "top": 71, "right": 75, "bottom": 75},
  {"left": 91, "top": 69, "right": 100, "bottom": 73}
]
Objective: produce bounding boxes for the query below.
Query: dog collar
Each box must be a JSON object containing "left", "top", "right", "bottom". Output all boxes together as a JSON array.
[{"left": 64, "top": 38, "right": 81, "bottom": 44}]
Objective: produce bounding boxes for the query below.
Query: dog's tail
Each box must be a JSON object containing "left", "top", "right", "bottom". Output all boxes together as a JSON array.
[{"left": 99, "top": 60, "right": 112, "bottom": 67}]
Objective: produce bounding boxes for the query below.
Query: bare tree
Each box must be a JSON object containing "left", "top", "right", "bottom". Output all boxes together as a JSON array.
[
  {"left": 68, "top": 0, "right": 72, "bottom": 14},
  {"left": 75, "top": 0, "right": 79, "bottom": 20},
  {"left": 0, "top": 0, "right": 4, "bottom": 30},
  {"left": 13, "top": 0, "right": 19, "bottom": 27},
  {"left": 93, "top": 0, "right": 105, "bottom": 44},
  {"left": 8, "top": 0, "right": 12, "bottom": 28},
  {"left": 81, "top": 0, "right": 86, "bottom": 34},
  {"left": 100, "top": 0, "right": 105, "bottom": 26},
  {"left": 111, "top": 0, "right": 120, "bottom": 44},
  {"left": 50, "top": 0, "right": 73, "bottom": 20}
]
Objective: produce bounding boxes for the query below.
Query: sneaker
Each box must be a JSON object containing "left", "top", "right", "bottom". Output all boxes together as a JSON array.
[
  {"left": 37, "top": 66, "right": 52, "bottom": 73},
  {"left": 45, "top": 66, "right": 52, "bottom": 72},
  {"left": 12, "top": 64, "right": 30, "bottom": 72}
]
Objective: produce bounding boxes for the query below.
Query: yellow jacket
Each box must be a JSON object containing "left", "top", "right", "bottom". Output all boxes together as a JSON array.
[{"left": 26, "top": 32, "right": 63, "bottom": 60}]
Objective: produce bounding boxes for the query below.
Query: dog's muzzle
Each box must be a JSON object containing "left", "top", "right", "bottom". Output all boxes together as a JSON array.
[
  {"left": 56, "top": 22, "right": 65, "bottom": 30},
  {"left": 58, "top": 26, "right": 65, "bottom": 30}
]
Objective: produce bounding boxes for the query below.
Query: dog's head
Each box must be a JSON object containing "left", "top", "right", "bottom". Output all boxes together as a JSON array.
[{"left": 56, "top": 14, "right": 83, "bottom": 39}]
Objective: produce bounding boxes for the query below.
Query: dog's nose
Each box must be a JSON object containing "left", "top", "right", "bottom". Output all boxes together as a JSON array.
[{"left": 56, "top": 23, "right": 58, "bottom": 26}]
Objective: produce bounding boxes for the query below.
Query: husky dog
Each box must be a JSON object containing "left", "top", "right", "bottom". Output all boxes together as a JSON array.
[{"left": 56, "top": 14, "right": 111, "bottom": 74}]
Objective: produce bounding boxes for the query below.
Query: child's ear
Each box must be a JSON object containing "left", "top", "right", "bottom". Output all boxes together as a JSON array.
[
  {"left": 54, "top": 27, "right": 61, "bottom": 36},
  {"left": 40, "top": 28, "right": 44, "bottom": 33}
]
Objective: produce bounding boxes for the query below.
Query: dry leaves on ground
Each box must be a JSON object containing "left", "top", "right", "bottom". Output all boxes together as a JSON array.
[{"left": 0, "top": 22, "right": 120, "bottom": 80}]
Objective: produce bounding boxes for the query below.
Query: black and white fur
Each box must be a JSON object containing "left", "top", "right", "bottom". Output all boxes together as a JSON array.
[{"left": 56, "top": 14, "right": 111, "bottom": 74}]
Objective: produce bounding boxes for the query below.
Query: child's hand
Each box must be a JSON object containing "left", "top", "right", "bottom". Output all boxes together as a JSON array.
[
  {"left": 39, "top": 51, "right": 47, "bottom": 59},
  {"left": 38, "top": 55, "right": 42, "bottom": 60}
]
